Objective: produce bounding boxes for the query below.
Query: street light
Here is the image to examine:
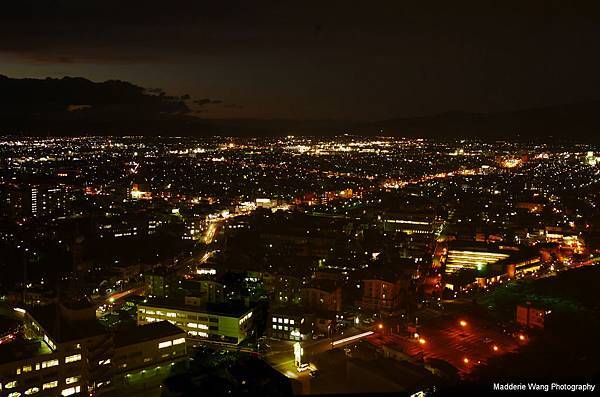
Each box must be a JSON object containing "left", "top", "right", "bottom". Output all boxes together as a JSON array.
[
  {"left": 463, "top": 357, "right": 469, "bottom": 364},
  {"left": 418, "top": 338, "right": 426, "bottom": 345},
  {"left": 518, "top": 334, "right": 526, "bottom": 341},
  {"left": 492, "top": 345, "right": 499, "bottom": 352},
  {"left": 378, "top": 323, "right": 383, "bottom": 330},
  {"left": 459, "top": 320, "right": 467, "bottom": 327}
]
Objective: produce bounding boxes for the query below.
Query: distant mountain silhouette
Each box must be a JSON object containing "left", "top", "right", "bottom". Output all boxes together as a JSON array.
[
  {"left": 361, "top": 101, "right": 600, "bottom": 142},
  {"left": 194, "top": 102, "right": 600, "bottom": 142},
  {"left": 0, "top": 74, "right": 598, "bottom": 141}
]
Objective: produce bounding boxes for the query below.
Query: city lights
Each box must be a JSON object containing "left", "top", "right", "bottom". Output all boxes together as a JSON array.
[{"left": 0, "top": 133, "right": 597, "bottom": 396}]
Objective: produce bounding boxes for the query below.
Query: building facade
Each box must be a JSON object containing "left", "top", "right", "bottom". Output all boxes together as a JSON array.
[{"left": 137, "top": 298, "right": 255, "bottom": 345}]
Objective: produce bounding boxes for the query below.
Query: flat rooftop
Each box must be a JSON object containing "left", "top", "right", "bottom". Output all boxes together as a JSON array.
[
  {"left": 0, "top": 337, "right": 54, "bottom": 365},
  {"left": 113, "top": 321, "right": 184, "bottom": 348},
  {"left": 28, "top": 304, "right": 109, "bottom": 343},
  {"left": 139, "top": 298, "right": 252, "bottom": 318}
]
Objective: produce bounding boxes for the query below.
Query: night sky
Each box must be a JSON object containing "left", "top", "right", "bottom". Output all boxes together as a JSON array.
[{"left": 1, "top": 1, "right": 600, "bottom": 121}]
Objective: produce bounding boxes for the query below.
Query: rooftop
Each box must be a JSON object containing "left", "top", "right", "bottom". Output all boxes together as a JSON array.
[
  {"left": 114, "top": 321, "right": 184, "bottom": 348},
  {"left": 28, "top": 303, "right": 109, "bottom": 343},
  {"left": 0, "top": 337, "right": 54, "bottom": 365},
  {"left": 140, "top": 297, "right": 252, "bottom": 318}
]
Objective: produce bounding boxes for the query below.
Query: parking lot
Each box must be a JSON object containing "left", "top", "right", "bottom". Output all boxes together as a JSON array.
[{"left": 366, "top": 313, "right": 522, "bottom": 374}]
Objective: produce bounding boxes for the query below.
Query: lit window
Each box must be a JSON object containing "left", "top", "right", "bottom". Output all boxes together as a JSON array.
[
  {"left": 65, "top": 376, "right": 80, "bottom": 385},
  {"left": 6, "top": 381, "right": 17, "bottom": 389},
  {"left": 284, "top": 318, "right": 289, "bottom": 324},
  {"left": 8, "top": 393, "right": 21, "bottom": 397},
  {"left": 172, "top": 338, "right": 185, "bottom": 345},
  {"left": 289, "top": 319, "right": 295, "bottom": 325},
  {"left": 42, "top": 359, "right": 59, "bottom": 368},
  {"left": 272, "top": 324, "right": 277, "bottom": 329},
  {"left": 22, "top": 365, "right": 32, "bottom": 373},
  {"left": 158, "top": 341, "right": 172, "bottom": 349},
  {"left": 166, "top": 312, "right": 176, "bottom": 318},
  {"left": 24, "top": 387, "right": 39, "bottom": 395},
  {"left": 61, "top": 386, "right": 80, "bottom": 396},
  {"left": 43, "top": 381, "right": 58, "bottom": 390},
  {"left": 65, "top": 354, "right": 81, "bottom": 363}
]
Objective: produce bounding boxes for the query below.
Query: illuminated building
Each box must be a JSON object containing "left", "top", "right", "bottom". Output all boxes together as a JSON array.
[
  {"left": 255, "top": 198, "right": 276, "bottom": 209},
  {"left": 269, "top": 307, "right": 312, "bottom": 341},
  {"left": 111, "top": 321, "right": 187, "bottom": 387},
  {"left": 323, "top": 188, "right": 355, "bottom": 202},
  {"left": 361, "top": 273, "right": 409, "bottom": 315},
  {"left": 0, "top": 305, "right": 190, "bottom": 397},
  {"left": 445, "top": 242, "right": 541, "bottom": 286},
  {"left": 300, "top": 280, "right": 342, "bottom": 312},
  {"left": 444, "top": 242, "right": 510, "bottom": 273},
  {"left": 129, "top": 183, "right": 151, "bottom": 200},
  {"left": 2, "top": 303, "right": 112, "bottom": 396},
  {"left": 137, "top": 298, "right": 255, "bottom": 345},
  {"left": 0, "top": 183, "right": 74, "bottom": 219},
  {"left": 505, "top": 256, "right": 542, "bottom": 278},
  {"left": 584, "top": 151, "right": 598, "bottom": 166},
  {"left": 381, "top": 210, "right": 440, "bottom": 235}
]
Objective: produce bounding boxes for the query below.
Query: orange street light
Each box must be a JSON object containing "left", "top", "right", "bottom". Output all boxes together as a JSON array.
[
  {"left": 463, "top": 357, "right": 469, "bottom": 364},
  {"left": 378, "top": 323, "right": 383, "bottom": 330},
  {"left": 518, "top": 334, "right": 526, "bottom": 341},
  {"left": 418, "top": 338, "right": 426, "bottom": 345},
  {"left": 492, "top": 345, "right": 499, "bottom": 352},
  {"left": 459, "top": 320, "right": 467, "bottom": 327}
]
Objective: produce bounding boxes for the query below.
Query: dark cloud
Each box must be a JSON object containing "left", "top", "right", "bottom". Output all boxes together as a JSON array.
[
  {"left": 0, "top": 74, "right": 192, "bottom": 133},
  {"left": 0, "top": 74, "right": 189, "bottom": 115},
  {"left": 193, "top": 98, "right": 223, "bottom": 106}
]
